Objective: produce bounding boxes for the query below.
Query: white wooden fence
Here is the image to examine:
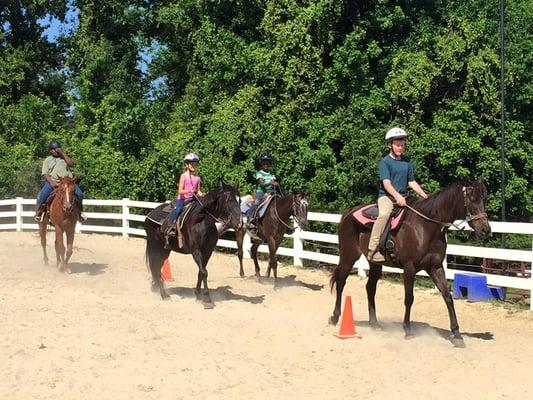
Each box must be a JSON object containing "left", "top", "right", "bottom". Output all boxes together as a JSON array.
[{"left": 1, "top": 197, "right": 532, "bottom": 310}]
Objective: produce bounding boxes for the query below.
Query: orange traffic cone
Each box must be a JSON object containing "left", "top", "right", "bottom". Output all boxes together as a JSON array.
[
  {"left": 334, "top": 296, "right": 362, "bottom": 339},
  {"left": 161, "top": 258, "right": 174, "bottom": 283}
]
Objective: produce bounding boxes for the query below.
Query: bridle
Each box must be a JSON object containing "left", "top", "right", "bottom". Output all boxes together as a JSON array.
[
  {"left": 272, "top": 194, "right": 308, "bottom": 230},
  {"left": 56, "top": 182, "right": 75, "bottom": 213},
  {"left": 405, "top": 185, "right": 487, "bottom": 230},
  {"left": 193, "top": 191, "right": 238, "bottom": 229}
]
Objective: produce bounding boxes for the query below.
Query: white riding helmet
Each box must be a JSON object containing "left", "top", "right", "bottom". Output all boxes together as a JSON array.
[
  {"left": 183, "top": 153, "right": 200, "bottom": 162},
  {"left": 385, "top": 127, "right": 407, "bottom": 142}
]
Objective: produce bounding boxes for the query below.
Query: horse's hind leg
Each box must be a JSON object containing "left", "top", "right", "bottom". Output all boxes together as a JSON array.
[
  {"left": 366, "top": 263, "right": 383, "bottom": 329},
  {"left": 146, "top": 231, "right": 171, "bottom": 300},
  {"left": 429, "top": 266, "right": 465, "bottom": 347},
  {"left": 250, "top": 239, "right": 261, "bottom": 279},
  {"left": 329, "top": 222, "right": 361, "bottom": 325},
  {"left": 235, "top": 227, "right": 246, "bottom": 277},
  {"left": 39, "top": 221, "right": 49, "bottom": 265}
]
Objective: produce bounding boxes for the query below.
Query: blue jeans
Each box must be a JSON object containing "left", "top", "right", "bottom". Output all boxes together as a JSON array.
[
  {"left": 169, "top": 199, "right": 185, "bottom": 223},
  {"left": 247, "top": 191, "right": 265, "bottom": 217},
  {"left": 37, "top": 181, "right": 84, "bottom": 206}
]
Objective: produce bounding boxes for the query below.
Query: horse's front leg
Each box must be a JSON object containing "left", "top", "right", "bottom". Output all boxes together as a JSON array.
[
  {"left": 429, "top": 266, "right": 465, "bottom": 348},
  {"left": 63, "top": 226, "right": 75, "bottom": 273},
  {"left": 39, "top": 221, "right": 49, "bottom": 265},
  {"left": 54, "top": 226, "right": 66, "bottom": 271},
  {"left": 402, "top": 266, "right": 416, "bottom": 338},
  {"left": 266, "top": 237, "right": 280, "bottom": 286},
  {"left": 366, "top": 263, "right": 383, "bottom": 329},
  {"left": 192, "top": 249, "right": 213, "bottom": 309}
]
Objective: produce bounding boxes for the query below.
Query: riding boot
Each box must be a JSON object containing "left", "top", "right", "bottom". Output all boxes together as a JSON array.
[
  {"left": 161, "top": 219, "right": 176, "bottom": 250},
  {"left": 78, "top": 200, "right": 87, "bottom": 223}
]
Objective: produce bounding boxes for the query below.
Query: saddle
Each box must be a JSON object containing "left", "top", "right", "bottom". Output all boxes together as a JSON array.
[
  {"left": 249, "top": 193, "right": 277, "bottom": 221},
  {"left": 353, "top": 203, "right": 407, "bottom": 264}
]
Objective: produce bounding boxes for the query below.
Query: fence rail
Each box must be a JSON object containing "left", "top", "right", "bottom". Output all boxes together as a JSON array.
[{"left": 1, "top": 197, "right": 532, "bottom": 310}]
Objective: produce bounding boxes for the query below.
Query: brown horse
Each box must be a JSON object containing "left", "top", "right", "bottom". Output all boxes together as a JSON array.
[
  {"left": 235, "top": 193, "right": 309, "bottom": 285},
  {"left": 329, "top": 179, "right": 491, "bottom": 347},
  {"left": 38, "top": 177, "right": 80, "bottom": 272}
]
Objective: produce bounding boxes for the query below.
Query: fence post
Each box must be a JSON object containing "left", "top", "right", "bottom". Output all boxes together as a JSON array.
[
  {"left": 16, "top": 197, "right": 22, "bottom": 232},
  {"left": 293, "top": 220, "right": 303, "bottom": 267},
  {"left": 530, "top": 237, "right": 533, "bottom": 311},
  {"left": 122, "top": 198, "right": 130, "bottom": 238},
  {"left": 243, "top": 232, "right": 251, "bottom": 259}
]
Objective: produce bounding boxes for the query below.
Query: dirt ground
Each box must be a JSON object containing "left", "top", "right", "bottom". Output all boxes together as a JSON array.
[{"left": 1, "top": 231, "right": 532, "bottom": 400}]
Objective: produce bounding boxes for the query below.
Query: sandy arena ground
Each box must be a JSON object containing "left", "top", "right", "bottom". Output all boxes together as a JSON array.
[{"left": 1, "top": 231, "right": 532, "bottom": 399}]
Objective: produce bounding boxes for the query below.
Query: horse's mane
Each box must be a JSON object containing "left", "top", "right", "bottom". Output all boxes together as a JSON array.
[
  {"left": 189, "top": 185, "right": 236, "bottom": 222},
  {"left": 410, "top": 182, "right": 463, "bottom": 221}
]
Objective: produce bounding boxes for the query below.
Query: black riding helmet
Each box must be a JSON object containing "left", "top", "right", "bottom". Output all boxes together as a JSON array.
[
  {"left": 259, "top": 154, "right": 273, "bottom": 163},
  {"left": 48, "top": 140, "right": 61, "bottom": 150}
]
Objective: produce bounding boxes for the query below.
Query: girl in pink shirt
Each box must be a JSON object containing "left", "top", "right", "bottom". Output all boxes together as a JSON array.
[{"left": 169, "top": 153, "right": 203, "bottom": 224}]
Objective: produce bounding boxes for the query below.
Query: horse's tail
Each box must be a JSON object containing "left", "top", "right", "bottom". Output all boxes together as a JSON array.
[{"left": 330, "top": 206, "right": 361, "bottom": 292}]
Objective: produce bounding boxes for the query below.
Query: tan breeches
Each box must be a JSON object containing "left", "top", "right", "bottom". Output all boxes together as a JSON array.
[{"left": 368, "top": 196, "right": 394, "bottom": 251}]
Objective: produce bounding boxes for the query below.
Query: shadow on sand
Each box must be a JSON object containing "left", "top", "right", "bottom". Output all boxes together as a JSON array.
[
  {"left": 68, "top": 262, "right": 108, "bottom": 275},
  {"left": 356, "top": 320, "right": 494, "bottom": 342},
  {"left": 244, "top": 274, "right": 324, "bottom": 291},
  {"left": 167, "top": 285, "right": 265, "bottom": 304}
]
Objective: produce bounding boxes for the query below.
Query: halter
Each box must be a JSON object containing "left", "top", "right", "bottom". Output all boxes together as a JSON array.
[{"left": 405, "top": 185, "right": 487, "bottom": 230}]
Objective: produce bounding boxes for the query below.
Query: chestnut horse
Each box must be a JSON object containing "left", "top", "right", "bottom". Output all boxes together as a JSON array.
[
  {"left": 329, "top": 179, "right": 491, "bottom": 347},
  {"left": 38, "top": 176, "right": 80, "bottom": 272},
  {"left": 235, "top": 193, "right": 309, "bottom": 285}
]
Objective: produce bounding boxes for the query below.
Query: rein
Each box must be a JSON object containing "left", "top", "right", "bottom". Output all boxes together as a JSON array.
[
  {"left": 273, "top": 195, "right": 294, "bottom": 230},
  {"left": 193, "top": 193, "right": 231, "bottom": 227},
  {"left": 404, "top": 186, "right": 487, "bottom": 230}
]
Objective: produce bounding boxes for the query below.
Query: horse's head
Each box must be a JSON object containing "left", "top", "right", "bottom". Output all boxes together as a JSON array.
[
  {"left": 292, "top": 192, "right": 309, "bottom": 230},
  {"left": 462, "top": 178, "right": 491, "bottom": 239},
  {"left": 216, "top": 182, "right": 243, "bottom": 230},
  {"left": 57, "top": 176, "right": 78, "bottom": 214}
]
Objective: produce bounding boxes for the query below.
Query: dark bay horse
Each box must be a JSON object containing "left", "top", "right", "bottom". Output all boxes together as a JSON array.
[
  {"left": 329, "top": 179, "right": 491, "bottom": 347},
  {"left": 38, "top": 176, "right": 80, "bottom": 273},
  {"left": 235, "top": 193, "right": 309, "bottom": 285},
  {"left": 144, "top": 184, "right": 242, "bottom": 307}
]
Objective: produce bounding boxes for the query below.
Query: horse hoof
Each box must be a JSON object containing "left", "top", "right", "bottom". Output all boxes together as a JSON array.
[
  {"left": 161, "top": 294, "right": 171, "bottom": 301},
  {"left": 370, "top": 322, "right": 383, "bottom": 331},
  {"left": 450, "top": 336, "right": 466, "bottom": 348},
  {"left": 404, "top": 333, "right": 416, "bottom": 340},
  {"left": 328, "top": 316, "right": 338, "bottom": 326},
  {"left": 203, "top": 301, "right": 214, "bottom": 309},
  {"left": 239, "top": 272, "right": 245, "bottom": 278}
]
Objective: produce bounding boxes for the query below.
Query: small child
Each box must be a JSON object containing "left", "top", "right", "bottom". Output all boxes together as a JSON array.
[
  {"left": 164, "top": 153, "right": 203, "bottom": 248},
  {"left": 247, "top": 154, "right": 278, "bottom": 230}
]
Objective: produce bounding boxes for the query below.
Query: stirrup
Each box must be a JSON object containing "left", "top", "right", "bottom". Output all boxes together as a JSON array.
[{"left": 79, "top": 213, "right": 87, "bottom": 223}]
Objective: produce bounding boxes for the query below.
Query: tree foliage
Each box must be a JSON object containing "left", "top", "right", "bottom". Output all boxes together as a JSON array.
[{"left": 1, "top": 0, "right": 532, "bottom": 221}]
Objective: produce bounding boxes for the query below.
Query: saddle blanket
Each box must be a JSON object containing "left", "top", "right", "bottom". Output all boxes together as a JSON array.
[{"left": 352, "top": 204, "right": 404, "bottom": 230}]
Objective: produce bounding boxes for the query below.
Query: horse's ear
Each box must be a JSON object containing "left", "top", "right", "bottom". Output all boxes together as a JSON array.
[{"left": 72, "top": 176, "right": 79, "bottom": 183}]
